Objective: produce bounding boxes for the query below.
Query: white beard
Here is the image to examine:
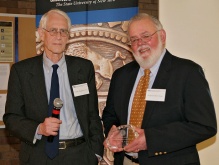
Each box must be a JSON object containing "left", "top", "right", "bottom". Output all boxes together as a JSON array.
[{"left": 133, "top": 37, "right": 164, "bottom": 69}]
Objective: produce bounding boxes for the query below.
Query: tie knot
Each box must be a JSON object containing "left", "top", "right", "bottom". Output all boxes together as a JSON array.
[
  {"left": 52, "top": 64, "right": 59, "bottom": 71},
  {"left": 144, "top": 69, "right": 150, "bottom": 77}
]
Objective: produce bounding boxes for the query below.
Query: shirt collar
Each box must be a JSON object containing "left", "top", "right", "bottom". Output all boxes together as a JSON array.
[{"left": 43, "top": 53, "right": 66, "bottom": 73}]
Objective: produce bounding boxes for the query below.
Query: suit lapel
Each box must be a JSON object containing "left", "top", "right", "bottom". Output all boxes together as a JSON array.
[
  {"left": 65, "top": 55, "right": 81, "bottom": 90},
  {"left": 65, "top": 55, "right": 84, "bottom": 118},
  {"left": 142, "top": 51, "right": 172, "bottom": 128},
  {"left": 28, "top": 55, "right": 48, "bottom": 119}
]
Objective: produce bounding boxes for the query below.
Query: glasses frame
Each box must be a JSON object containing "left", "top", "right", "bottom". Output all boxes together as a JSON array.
[
  {"left": 128, "top": 30, "right": 161, "bottom": 46},
  {"left": 43, "top": 28, "right": 69, "bottom": 37}
]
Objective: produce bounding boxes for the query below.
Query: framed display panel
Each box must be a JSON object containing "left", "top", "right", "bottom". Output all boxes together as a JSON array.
[{"left": 0, "top": 15, "right": 36, "bottom": 128}]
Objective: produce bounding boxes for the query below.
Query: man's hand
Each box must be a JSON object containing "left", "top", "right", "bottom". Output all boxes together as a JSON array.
[
  {"left": 103, "top": 125, "right": 124, "bottom": 153},
  {"left": 123, "top": 128, "right": 147, "bottom": 153},
  {"left": 38, "top": 117, "right": 62, "bottom": 136}
]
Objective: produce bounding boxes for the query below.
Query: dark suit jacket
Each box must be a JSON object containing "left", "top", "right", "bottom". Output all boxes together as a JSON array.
[
  {"left": 4, "top": 55, "right": 104, "bottom": 164},
  {"left": 102, "top": 50, "right": 217, "bottom": 165}
]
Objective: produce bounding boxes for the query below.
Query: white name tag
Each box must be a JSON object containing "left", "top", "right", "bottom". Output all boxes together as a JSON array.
[
  {"left": 146, "top": 89, "right": 166, "bottom": 102},
  {"left": 72, "top": 83, "right": 89, "bottom": 97}
]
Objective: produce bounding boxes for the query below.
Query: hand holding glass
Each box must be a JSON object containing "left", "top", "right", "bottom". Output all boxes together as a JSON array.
[{"left": 106, "top": 125, "right": 139, "bottom": 149}]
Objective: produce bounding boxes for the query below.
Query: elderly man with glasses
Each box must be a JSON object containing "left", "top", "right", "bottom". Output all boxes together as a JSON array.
[
  {"left": 4, "top": 9, "right": 104, "bottom": 165},
  {"left": 102, "top": 13, "right": 217, "bottom": 165}
]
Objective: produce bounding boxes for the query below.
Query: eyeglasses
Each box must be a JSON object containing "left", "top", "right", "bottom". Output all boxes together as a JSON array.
[
  {"left": 43, "top": 28, "right": 69, "bottom": 37},
  {"left": 128, "top": 30, "right": 161, "bottom": 46}
]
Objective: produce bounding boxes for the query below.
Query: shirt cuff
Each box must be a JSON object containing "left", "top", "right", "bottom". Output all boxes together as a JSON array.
[
  {"left": 33, "top": 125, "right": 42, "bottom": 144},
  {"left": 95, "top": 154, "right": 102, "bottom": 162}
]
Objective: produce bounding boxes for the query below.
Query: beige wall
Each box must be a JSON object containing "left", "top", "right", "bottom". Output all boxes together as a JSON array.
[{"left": 159, "top": 0, "right": 219, "bottom": 164}]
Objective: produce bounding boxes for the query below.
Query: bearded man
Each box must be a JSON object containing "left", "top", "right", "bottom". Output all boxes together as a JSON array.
[{"left": 102, "top": 13, "right": 217, "bottom": 165}]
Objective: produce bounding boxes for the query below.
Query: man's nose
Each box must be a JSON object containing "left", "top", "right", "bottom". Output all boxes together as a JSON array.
[{"left": 137, "top": 38, "right": 144, "bottom": 45}]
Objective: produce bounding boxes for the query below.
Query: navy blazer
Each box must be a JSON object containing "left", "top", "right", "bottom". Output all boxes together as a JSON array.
[
  {"left": 4, "top": 54, "right": 104, "bottom": 164},
  {"left": 102, "top": 50, "right": 217, "bottom": 165}
]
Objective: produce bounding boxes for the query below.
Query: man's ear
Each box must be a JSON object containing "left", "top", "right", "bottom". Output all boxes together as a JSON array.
[
  {"left": 160, "top": 29, "right": 166, "bottom": 44},
  {"left": 37, "top": 28, "right": 44, "bottom": 42}
]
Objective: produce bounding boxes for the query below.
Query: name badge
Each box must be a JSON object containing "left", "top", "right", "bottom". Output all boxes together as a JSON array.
[
  {"left": 146, "top": 89, "right": 166, "bottom": 102},
  {"left": 72, "top": 83, "right": 89, "bottom": 97}
]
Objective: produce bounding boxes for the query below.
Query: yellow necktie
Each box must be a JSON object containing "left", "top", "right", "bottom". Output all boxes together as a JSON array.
[{"left": 128, "top": 69, "right": 150, "bottom": 141}]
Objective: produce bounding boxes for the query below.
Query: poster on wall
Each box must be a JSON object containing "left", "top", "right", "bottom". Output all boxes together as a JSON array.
[
  {"left": 36, "top": 0, "right": 138, "bottom": 25},
  {"left": 0, "top": 94, "right": 6, "bottom": 128},
  {"left": 0, "top": 21, "right": 13, "bottom": 62},
  {"left": 36, "top": 1, "right": 138, "bottom": 163},
  {"left": 0, "top": 63, "right": 10, "bottom": 90},
  {"left": 36, "top": 0, "right": 138, "bottom": 110}
]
